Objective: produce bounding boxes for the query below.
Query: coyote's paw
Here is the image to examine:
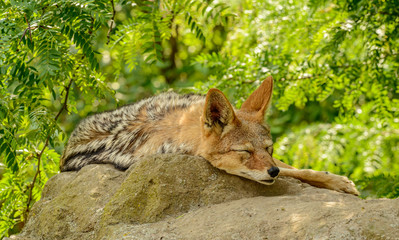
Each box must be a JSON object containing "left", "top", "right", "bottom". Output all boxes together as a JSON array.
[
  {"left": 279, "top": 168, "right": 360, "bottom": 195},
  {"left": 325, "top": 174, "right": 359, "bottom": 196}
]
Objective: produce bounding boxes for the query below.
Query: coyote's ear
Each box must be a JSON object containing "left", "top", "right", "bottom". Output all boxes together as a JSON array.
[
  {"left": 240, "top": 76, "right": 273, "bottom": 122},
  {"left": 202, "top": 88, "right": 237, "bottom": 135}
]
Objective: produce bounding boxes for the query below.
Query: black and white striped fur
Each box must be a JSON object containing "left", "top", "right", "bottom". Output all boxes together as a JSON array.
[{"left": 60, "top": 92, "right": 205, "bottom": 171}]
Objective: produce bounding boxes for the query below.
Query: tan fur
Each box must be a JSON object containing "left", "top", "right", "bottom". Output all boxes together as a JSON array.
[
  {"left": 194, "top": 76, "right": 358, "bottom": 194},
  {"left": 60, "top": 77, "right": 359, "bottom": 195}
]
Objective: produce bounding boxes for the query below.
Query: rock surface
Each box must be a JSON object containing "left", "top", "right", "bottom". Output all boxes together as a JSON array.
[{"left": 12, "top": 154, "right": 399, "bottom": 240}]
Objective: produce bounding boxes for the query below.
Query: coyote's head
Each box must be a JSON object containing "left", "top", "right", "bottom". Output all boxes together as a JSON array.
[{"left": 198, "top": 76, "right": 279, "bottom": 185}]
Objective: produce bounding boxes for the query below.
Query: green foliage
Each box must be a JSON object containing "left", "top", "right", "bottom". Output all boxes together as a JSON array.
[
  {"left": 192, "top": 0, "right": 398, "bottom": 121},
  {"left": 0, "top": 0, "right": 114, "bottom": 237},
  {"left": 356, "top": 174, "right": 399, "bottom": 199},
  {"left": 0, "top": 0, "right": 398, "bottom": 237},
  {"left": 191, "top": 0, "right": 399, "bottom": 198},
  {"left": 273, "top": 104, "right": 399, "bottom": 198},
  {"left": 110, "top": 0, "right": 233, "bottom": 70},
  {"left": 0, "top": 0, "right": 234, "bottom": 237}
]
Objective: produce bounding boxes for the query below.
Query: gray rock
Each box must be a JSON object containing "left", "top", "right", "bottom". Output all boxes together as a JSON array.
[{"left": 12, "top": 154, "right": 399, "bottom": 240}]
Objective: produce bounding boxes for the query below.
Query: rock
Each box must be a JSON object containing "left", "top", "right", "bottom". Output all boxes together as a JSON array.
[
  {"left": 99, "top": 154, "right": 300, "bottom": 227},
  {"left": 12, "top": 154, "right": 399, "bottom": 240},
  {"left": 17, "top": 163, "right": 125, "bottom": 240}
]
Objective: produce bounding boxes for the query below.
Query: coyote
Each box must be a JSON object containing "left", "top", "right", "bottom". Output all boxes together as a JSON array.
[{"left": 60, "top": 76, "right": 359, "bottom": 195}]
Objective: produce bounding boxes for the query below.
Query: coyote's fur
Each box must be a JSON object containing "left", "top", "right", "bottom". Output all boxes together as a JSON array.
[{"left": 60, "top": 76, "right": 359, "bottom": 195}]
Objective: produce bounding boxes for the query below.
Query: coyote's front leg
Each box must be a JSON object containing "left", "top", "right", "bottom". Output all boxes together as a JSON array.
[{"left": 274, "top": 158, "right": 359, "bottom": 195}]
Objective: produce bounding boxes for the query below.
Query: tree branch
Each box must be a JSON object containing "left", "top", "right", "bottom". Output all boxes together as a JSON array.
[
  {"left": 17, "top": 25, "right": 49, "bottom": 51},
  {"left": 107, "top": 0, "right": 116, "bottom": 45},
  {"left": 23, "top": 78, "right": 74, "bottom": 221},
  {"left": 24, "top": 13, "right": 32, "bottom": 41},
  {"left": 17, "top": 28, "right": 29, "bottom": 51}
]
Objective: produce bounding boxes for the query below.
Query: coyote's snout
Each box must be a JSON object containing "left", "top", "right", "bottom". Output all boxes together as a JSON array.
[{"left": 60, "top": 76, "right": 359, "bottom": 195}]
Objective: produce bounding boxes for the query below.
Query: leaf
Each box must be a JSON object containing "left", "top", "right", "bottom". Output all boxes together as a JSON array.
[
  {"left": 5, "top": 151, "right": 18, "bottom": 173},
  {"left": 0, "top": 140, "right": 6, "bottom": 155}
]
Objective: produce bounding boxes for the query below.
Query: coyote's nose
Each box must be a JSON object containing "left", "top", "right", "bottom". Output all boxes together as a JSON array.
[{"left": 267, "top": 166, "right": 280, "bottom": 178}]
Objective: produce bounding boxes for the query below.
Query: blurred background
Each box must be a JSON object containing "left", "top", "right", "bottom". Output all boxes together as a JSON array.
[{"left": 1, "top": 0, "right": 398, "bottom": 237}]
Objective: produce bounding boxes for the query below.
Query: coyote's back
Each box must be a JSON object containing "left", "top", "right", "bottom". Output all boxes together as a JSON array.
[{"left": 60, "top": 92, "right": 205, "bottom": 171}]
